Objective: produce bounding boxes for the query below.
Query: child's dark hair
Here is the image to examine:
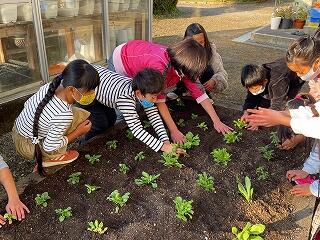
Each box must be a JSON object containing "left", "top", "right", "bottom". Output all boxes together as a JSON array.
[
  {"left": 132, "top": 68, "right": 164, "bottom": 95},
  {"left": 286, "top": 36, "right": 320, "bottom": 66},
  {"left": 241, "top": 64, "right": 267, "bottom": 88},
  {"left": 33, "top": 59, "right": 99, "bottom": 176},
  {"left": 184, "top": 23, "right": 212, "bottom": 62},
  {"left": 167, "top": 38, "right": 207, "bottom": 82}
]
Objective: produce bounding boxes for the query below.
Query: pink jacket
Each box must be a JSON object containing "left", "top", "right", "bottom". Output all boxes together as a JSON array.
[{"left": 112, "top": 40, "right": 208, "bottom": 103}]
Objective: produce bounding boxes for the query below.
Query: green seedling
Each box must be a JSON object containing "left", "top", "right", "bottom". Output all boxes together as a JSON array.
[
  {"left": 176, "top": 98, "right": 185, "bottom": 107},
  {"left": 135, "top": 171, "right": 161, "bottom": 189},
  {"left": 168, "top": 107, "right": 174, "bottom": 113},
  {"left": 106, "top": 140, "right": 118, "bottom": 150},
  {"left": 223, "top": 131, "right": 242, "bottom": 144},
  {"left": 35, "top": 192, "right": 51, "bottom": 207},
  {"left": 211, "top": 148, "right": 232, "bottom": 166},
  {"left": 256, "top": 166, "right": 269, "bottom": 181},
  {"left": 177, "top": 119, "right": 185, "bottom": 127},
  {"left": 160, "top": 152, "right": 184, "bottom": 168},
  {"left": 119, "top": 163, "right": 129, "bottom": 174},
  {"left": 126, "top": 129, "right": 134, "bottom": 140},
  {"left": 258, "top": 146, "right": 274, "bottom": 161},
  {"left": 180, "top": 132, "right": 200, "bottom": 150},
  {"left": 174, "top": 196, "right": 194, "bottom": 222},
  {"left": 197, "top": 172, "right": 215, "bottom": 192},
  {"left": 232, "top": 222, "right": 265, "bottom": 240},
  {"left": 67, "top": 172, "right": 82, "bottom": 185},
  {"left": 233, "top": 119, "right": 247, "bottom": 130},
  {"left": 270, "top": 131, "right": 280, "bottom": 146},
  {"left": 85, "top": 184, "right": 101, "bottom": 194},
  {"left": 55, "top": 207, "right": 72, "bottom": 222},
  {"left": 237, "top": 176, "right": 254, "bottom": 203},
  {"left": 134, "top": 151, "right": 146, "bottom": 161},
  {"left": 191, "top": 113, "right": 198, "bottom": 120},
  {"left": 87, "top": 220, "right": 108, "bottom": 234},
  {"left": 197, "top": 122, "right": 208, "bottom": 131},
  {"left": 107, "top": 190, "right": 130, "bottom": 213},
  {"left": 3, "top": 213, "right": 16, "bottom": 224},
  {"left": 143, "top": 120, "right": 151, "bottom": 129},
  {"left": 85, "top": 154, "right": 101, "bottom": 164}
]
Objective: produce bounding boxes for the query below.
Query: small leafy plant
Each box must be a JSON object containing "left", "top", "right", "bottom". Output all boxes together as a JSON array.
[
  {"left": 126, "top": 129, "right": 134, "bottom": 140},
  {"left": 85, "top": 154, "right": 101, "bottom": 164},
  {"left": 134, "top": 151, "right": 145, "bottom": 161},
  {"left": 223, "top": 131, "right": 242, "bottom": 144},
  {"left": 232, "top": 222, "right": 265, "bottom": 240},
  {"left": 256, "top": 166, "right": 269, "bottom": 181},
  {"left": 106, "top": 140, "right": 118, "bottom": 150},
  {"left": 176, "top": 98, "right": 185, "bottom": 107},
  {"left": 119, "top": 163, "right": 129, "bottom": 174},
  {"left": 237, "top": 176, "right": 254, "bottom": 203},
  {"left": 135, "top": 171, "right": 161, "bottom": 188},
  {"left": 67, "top": 172, "right": 82, "bottom": 184},
  {"left": 87, "top": 220, "right": 108, "bottom": 234},
  {"left": 233, "top": 119, "right": 247, "bottom": 130},
  {"left": 3, "top": 213, "right": 16, "bottom": 224},
  {"left": 35, "top": 192, "right": 51, "bottom": 207},
  {"left": 270, "top": 131, "right": 280, "bottom": 146},
  {"left": 211, "top": 148, "right": 232, "bottom": 166},
  {"left": 174, "top": 196, "right": 194, "bottom": 222},
  {"left": 143, "top": 120, "right": 151, "bottom": 129},
  {"left": 258, "top": 146, "right": 274, "bottom": 161},
  {"left": 197, "top": 122, "right": 208, "bottom": 131},
  {"left": 55, "top": 207, "right": 72, "bottom": 222},
  {"left": 160, "top": 152, "right": 184, "bottom": 168},
  {"left": 197, "top": 172, "right": 215, "bottom": 192},
  {"left": 107, "top": 190, "right": 130, "bottom": 213},
  {"left": 85, "top": 184, "right": 101, "bottom": 194},
  {"left": 177, "top": 118, "right": 185, "bottom": 127},
  {"left": 191, "top": 113, "right": 198, "bottom": 120},
  {"left": 180, "top": 132, "right": 200, "bottom": 150}
]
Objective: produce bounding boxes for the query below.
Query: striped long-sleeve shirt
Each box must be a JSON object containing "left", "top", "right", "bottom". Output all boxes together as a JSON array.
[
  {"left": 15, "top": 84, "right": 73, "bottom": 152},
  {"left": 93, "top": 65, "right": 169, "bottom": 152}
]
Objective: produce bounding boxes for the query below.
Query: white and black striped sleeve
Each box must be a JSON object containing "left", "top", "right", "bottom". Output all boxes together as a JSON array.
[
  {"left": 144, "top": 106, "right": 169, "bottom": 142},
  {"left": 116, "top": 96, "right": 164, "bottom": 152},
  {"left": 42, "top": 112, "right": 73, "bottom": 152}
]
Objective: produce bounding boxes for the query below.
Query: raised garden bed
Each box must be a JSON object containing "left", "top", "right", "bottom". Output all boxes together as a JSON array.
[{"left": 0, "top": 99, "right": 312, "bottom": 239}]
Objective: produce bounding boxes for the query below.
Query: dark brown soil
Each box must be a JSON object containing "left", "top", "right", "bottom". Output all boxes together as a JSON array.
[{"left": 0, "top": 100, "right": 310, "bottom": 240}]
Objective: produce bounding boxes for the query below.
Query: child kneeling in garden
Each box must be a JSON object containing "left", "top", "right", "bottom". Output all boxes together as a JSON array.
[{"left": 13, "top": 60, "right": 98, "bottom": 175}]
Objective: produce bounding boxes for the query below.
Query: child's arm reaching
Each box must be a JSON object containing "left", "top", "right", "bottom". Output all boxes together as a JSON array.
[{"left": 0, "top": 156, "right": 29, "bottom": 226}]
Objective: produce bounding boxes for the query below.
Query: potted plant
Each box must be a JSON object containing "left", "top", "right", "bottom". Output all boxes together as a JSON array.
[
  {"left": 271, "top": 7, "right": 282, "bottom": 30},
  {"left": 293, "top": 6, "right": 308, "bottom": 29},
  {"left": 278, "top": 6, "right": 294, "bottom": 29}
]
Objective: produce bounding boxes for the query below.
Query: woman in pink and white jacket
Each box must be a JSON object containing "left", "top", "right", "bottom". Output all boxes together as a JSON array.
[{"left": 108, "top": 38, "right": 232, "bottom": 143}]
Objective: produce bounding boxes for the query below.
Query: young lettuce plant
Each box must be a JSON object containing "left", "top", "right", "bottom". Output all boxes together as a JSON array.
[
  {"left": 197, "top": 172, "right": 215, "bottom": 192},
  {"left": 85, "top": 184, "right": 101, "bottom": 194},
  {"left": 176, "top": 98, "right": 185, "bottom": 107},
  {"left": 256, "top": 166, "right": 269, "bottom": 181},
  {"left": 197, "top": 122, "right": 208, "bottom": 131},
  {"left": 191, "top": 113, "right": 198, "bottom": 120},
  {"left": 87, "top": 220, "right": 108, "bottom": 234},
  {"left": 174, "top": 196, "right": 194, "bottom": 222},
  {"left": 177, "top": 119, "right": 185, "bottom": 127},
  {"left": 67, "top": 172, "right": 82, "bottom": 184},
  {"left": 143, "top": 120, "right": 151, "bottom": 129},
  {"left": 119, "top": 163, "right": 129, "bottom": 174},
  {"left": 135, "top": 171, "right": 161, "bottom": 189},
  {"left": 106, "top": 140, "right": 118, "bottom": 150},
  {"left": 180, "top": 132, "right": 200, "bottom": 150},
  {"left": 270, "top": 131, "right": 280, "bottom": 147},
  {"left": 85, "top": 154, "right": 101, "bottom": 164},
  {"left": 55, "top": 207, "right": 72, "bottom": 222},
  {"left": 232, "top": 222, "right": 265, "bottom": 240},
  {"left": 211, "top": 148, "right": 232, "bottom": 166},
  {"left": 3, "top": 213, "right": 16, "bottom": 224},
  {"left": 237, "top": 176, "right": 254, "bottom": 203},
  {"left": 126, "top": 129, "right": 134, "bottom": 140},
  {"left": 35, "top": 192, "right": 51, "bottom": 207},
  {"left": 134, "top": 151, "right": 146, "bottom": 161},
  {"left": 107, "top": 190, "right": 130, "bottom": 213},
  {"left": 258, "top": 146, "right": 274, "bottom": 161},
  {"left": 233, "top": 119, "right": 247, "bottom": 130},
  {"left": 223, "top": 131, "right": 242, "bottom": 144},
  {"left": 160, "top": 152, "right": 184, "bottom": 168}
]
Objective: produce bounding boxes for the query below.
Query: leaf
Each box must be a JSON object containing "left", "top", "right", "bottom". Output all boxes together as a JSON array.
[
  {"left": 59, "top": 216, "right": 65, "bottom": 222},
  {"left": 250, "top": 224, "right": 265, "bottom": 234},
  {"left": 249, "top": 236, "right": 264, "bottom": 240},
  {"left": 232, "top": 227, "right": 238, "bottom": 235},
  {"left": 245, "top": 176, "right": 251, "bottom": 193},
  {"left": 243, "top": 230, "right": 250, "bottom": 240}
]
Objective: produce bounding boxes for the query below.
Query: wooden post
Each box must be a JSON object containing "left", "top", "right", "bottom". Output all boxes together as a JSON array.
[
  {"left": 26, "top": 25, "right": 36, "bottom": 70},
  {"left": 64, "top": 28, "right": 75, "bottom": 59},
  {"left": 0, "top": 38, "right": 6, "bottom": 64}
]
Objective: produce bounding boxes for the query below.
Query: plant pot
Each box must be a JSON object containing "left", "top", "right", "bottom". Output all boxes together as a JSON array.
[
  {"left": 0, "top": 4, "right": 17, "bottom": 24},
  {"left": 129, "top": 0, "right": 140, "bottom": 10},
  {"left": 17, "top": 3, "right": 32, "bottom": 21},
  {"left": 270, "top": 16, "right": 281, "bottom": 30},
  {"left": 293, "top": 19, "right": 306, "bottom": 29},
  {"left": 13, "top": 36, "right": 26, "bottom": 48},
  {"left": 109, "top": 2, "right": 120, "bottom": 12},
  {"left": 280, "top": 18, "right": 293, "bottom": 29},
  {"left": 78, "top": 0, "right": 94, "bottom": 15},
  {"left": 41, "top": 0, "right": 58, "bottom": 19}
]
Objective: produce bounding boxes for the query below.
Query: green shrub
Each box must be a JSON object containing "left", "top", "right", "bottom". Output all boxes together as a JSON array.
[{"left": 153, "top": 0, "right": 178, "bottom": 16}]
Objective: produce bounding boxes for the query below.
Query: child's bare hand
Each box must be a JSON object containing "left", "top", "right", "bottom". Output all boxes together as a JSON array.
[
  {"left": 214, "top": 121, "right": 233, "bottom": 135},
  {"left": 0, "top": 214, "right": 5, "bottom": 227},
  {"left": 6, "top": 198, "right": 30, "bottom": 221},
  {"left": 76, "top": 120, "right": 92, "bottom": 135},
  {"left": 240, "top": 111, "right": 249, "bottom": 122},
  {"left": 290, "top": 184, "right": 312, "bottom": 196},
  {"left": 286, "top": 170, "right": 308, "bottom": 181}
]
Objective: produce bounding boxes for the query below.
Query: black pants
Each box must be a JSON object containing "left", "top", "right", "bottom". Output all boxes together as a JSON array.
[
  {"left": 76, "top": 100, "right": 117, "bottom": 142},
  {"left": 174, "top": 65, "right": 215, "bottom": 96}
]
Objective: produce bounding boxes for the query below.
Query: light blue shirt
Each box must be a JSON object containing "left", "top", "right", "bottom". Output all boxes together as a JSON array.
[{"left": 0, "top": 155, "right": 8, "bottom": 169}]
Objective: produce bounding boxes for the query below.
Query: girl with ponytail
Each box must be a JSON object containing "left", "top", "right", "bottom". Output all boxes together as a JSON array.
[{"left": 12, "top": 59, "right": 99, "bottom": 175}]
